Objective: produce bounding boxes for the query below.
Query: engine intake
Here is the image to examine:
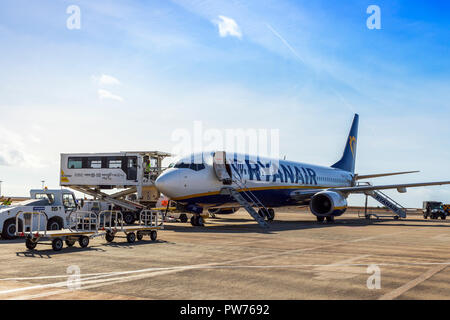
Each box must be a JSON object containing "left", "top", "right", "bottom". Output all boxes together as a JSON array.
[{"left": 310, "top": 191, "right": 347, "bottom": 216}]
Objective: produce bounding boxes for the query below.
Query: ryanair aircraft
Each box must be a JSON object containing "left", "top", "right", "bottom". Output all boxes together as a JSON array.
[{"left": 156, "top": 114, "right": 450, "bottom": 227}]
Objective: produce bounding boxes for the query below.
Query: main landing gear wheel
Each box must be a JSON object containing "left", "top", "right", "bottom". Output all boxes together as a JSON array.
[
  {"left": 150, "top": 231, "right": 157, "bottom": 241},
  {"left": 52, "top": 238, "right": 63, "bottom": 251},
  {"left": 316, "top": 216, "right": 325, "bottom": 222},
  {"left": 79, "top": 236, "right": 89, "bottom": 248},
  {"left": 26, "top": 238, "right": 37, "bottom": 250},
  {"left": 127, "top": 232, "right": 136, "bottom": 243},
  {"left": 326, "top": 216, "right": 335, "bottom": 223}
]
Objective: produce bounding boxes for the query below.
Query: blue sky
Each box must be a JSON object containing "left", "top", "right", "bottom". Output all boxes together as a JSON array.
[{"left": 0, "top": 0, "right": 449, "bottom": 207}]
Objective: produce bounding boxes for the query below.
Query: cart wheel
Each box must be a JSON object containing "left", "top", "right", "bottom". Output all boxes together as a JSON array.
[
  {"left": 127, "top": 232, "right": 136, "bottom": 243},
  {"left": 52, "top": 238, "right": 63, "bottom": 251},
  {"left": 65, "top": 239, "right": 76, "bottom": 247},
  {"left": 150, "top": 230, "right": 157, "bottom": 242},
  {"left": 79, "top": 236, "right": 89, "bottom": 248},
  {"left": 179, "top": 214, "right": 188, "bottom": 223},
  {"left": 105, "top": 231, "right": 115, "bottom": 243},
  {"left": 25, "top": 239, "right": 37, "bottom": 250},
  {"left": 137, "top": 231, "right": 143, "bottom": 241}
]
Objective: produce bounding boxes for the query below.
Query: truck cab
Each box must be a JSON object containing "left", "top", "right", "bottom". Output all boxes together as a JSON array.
[
  {"left": 423, "top": 201, "right": 447, "bottom": 220},
  {"left": 0, "top": 189, "right": 77, "bottom": 239}
]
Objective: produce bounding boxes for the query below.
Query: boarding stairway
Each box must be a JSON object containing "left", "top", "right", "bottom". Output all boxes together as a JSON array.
[
  {"left": 360, "top": 182, "right": 407, "bottom": 219},
  {"left": 70, "top": 185, "right": 144, "bottom": 212},
  {"left": 220, "top": 172, "right": 270, "bottom": 229}
]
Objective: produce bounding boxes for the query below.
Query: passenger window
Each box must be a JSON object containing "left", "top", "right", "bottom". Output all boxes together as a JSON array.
[
  {"left": 88, "top": 158, "right": 102, "bottom": 169},
  {"left": 108, "top": 159, "right": 122, "bottom": 168},
  {"left": 68, "top": 158, "right": 82, "bottom": 169}
]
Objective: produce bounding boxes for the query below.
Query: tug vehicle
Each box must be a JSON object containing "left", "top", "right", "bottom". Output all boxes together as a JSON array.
[{"left": 0, "top": 189, "right": 77, "bottom": 239}]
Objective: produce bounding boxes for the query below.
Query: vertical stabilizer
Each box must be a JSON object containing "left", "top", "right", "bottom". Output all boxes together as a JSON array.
[{"left": 331, "top": 114, "right": 359, "bottom": 173}]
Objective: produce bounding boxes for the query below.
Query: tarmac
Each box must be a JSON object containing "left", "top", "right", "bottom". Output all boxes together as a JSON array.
[{"left": 0, "top": 208, "right": 449, "bottom": 300}]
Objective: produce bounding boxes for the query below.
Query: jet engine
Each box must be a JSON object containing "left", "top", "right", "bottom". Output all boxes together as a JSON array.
[{"left": 310, "top": 191, "right": 347, "bottom": 216}]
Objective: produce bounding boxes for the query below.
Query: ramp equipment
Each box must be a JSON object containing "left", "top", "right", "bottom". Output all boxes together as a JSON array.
[
  {"left": 358, "top": 182, "right": 407, "bottom": 220},
  {"left": 99, "top": 210, "right": 163, "bottom": 243},
  {"left": 15, "top": 209, "right": 164, "bottom": 251}
]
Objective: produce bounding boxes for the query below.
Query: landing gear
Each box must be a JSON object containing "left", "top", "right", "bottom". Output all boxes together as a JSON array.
[
  {"left": 179, "top": 214, "right": 188, "bottom": 223},
  {"left": 316, "top": 216, "right": 325, "bottom": 222},
  {"left": 190, "top": 215, "right": 204, "bottom": 227},
  {"left": 326, "top": 216, "right": 335, "bottom": 223}
]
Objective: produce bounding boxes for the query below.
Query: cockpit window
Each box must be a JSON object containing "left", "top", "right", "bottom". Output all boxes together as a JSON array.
[{"left": 174, "top": 162, "right": 205, "bottom": 171}]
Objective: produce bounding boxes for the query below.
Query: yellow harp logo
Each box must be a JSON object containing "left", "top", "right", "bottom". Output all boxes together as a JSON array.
[{"left": 349, "top": 136, "right": 356, "bottom": 158}]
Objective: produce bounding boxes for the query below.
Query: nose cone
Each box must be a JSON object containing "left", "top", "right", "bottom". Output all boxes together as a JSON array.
[{"left": 155, "top": 170, "right": 178, "bottom": 198}]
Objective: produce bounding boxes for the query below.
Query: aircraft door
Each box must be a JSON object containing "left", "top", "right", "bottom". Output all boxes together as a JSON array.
[
  {"left": 126, "top": 157, "right": 138, "bottom": 181},
  {"left": 213, "top": 151, "right": 232, "bottom": 185}
]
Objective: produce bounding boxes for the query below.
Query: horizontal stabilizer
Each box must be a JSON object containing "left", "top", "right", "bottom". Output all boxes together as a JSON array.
[{"left": 356, "top": 171, "right": 419, "bottom": 180}]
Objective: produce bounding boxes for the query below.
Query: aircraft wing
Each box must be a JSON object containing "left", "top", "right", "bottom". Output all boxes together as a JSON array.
[
  {"left": 355, "top": 171, "right": 419, "bottom": 180},
  {"left": 330, "top": 181, "right": 450, "bottom": 194}
]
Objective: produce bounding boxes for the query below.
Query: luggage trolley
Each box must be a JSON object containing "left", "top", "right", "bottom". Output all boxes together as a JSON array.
[
  {"left": 15, "top": 211, "right": 101, "bottom": 251},
  {"left": 99, "top": 209, "right": 164, "bottom": 244}
]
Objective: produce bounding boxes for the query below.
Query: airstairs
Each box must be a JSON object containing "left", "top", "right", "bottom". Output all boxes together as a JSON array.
[
  {"left": 213, "top": 151, "right": 269, "bottom": 229},
  {"left": 360, "top": 182, "right": 407, "bottom": 219}
]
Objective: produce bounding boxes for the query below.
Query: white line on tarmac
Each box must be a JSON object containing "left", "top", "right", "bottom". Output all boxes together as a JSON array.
[{"left": 378, "top": 262, "right": 450, "bottom": 300}]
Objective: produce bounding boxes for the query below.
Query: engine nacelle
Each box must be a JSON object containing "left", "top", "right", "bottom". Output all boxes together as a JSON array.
[{"left": 310, "top": 191, "right": 347, "bottom": 217}]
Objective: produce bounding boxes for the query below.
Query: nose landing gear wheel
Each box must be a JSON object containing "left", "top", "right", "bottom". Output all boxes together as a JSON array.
[
  {"left": 52, "top": 238, "right": 63, "bottom": 251},
  {"left": 127, "top": 232, "right": 136, "bottom": 243},
  {"left": 190, "top": 215, "right": 204, "bottom": 227},
  {"left": 79, "top": 236, "right": 89, "bottom": 248}
]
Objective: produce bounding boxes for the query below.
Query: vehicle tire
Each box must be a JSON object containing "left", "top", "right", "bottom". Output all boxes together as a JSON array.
[
  {"left": 79, "top": 236, "right": 89, "bottom": 248},
  {"left": 441, "top": 215, "right": 446, "bottom": 220},
  {"left": 52, "top": 238, "right": 63, "bottom": 251},
  {"left": 179, "top": 214, "right": 188, "bottom": 223},
  {"left": 316, "top": 216, "right": 325, "bottom": 222},
  {"left": 150, "top": 231, "right": 157, "bottom": 241},
  {"left": 423, "top": 214, "right": 428, "bottom": 219},
  {"left": 394, "top": 216, "right": 399, "bottom": 220},
  {"left": 267, "top": 209, "right": 275, "bottom": 221},
  {"left": 127, "top": 232, "right": 136, "bottom": 243},
  {"left": 123, "top": 213, "right": 135, "bottom": 225},
  {"left": 190, "top": 216, "right": 198, "bottom": 226},
  {"left": 2, "top": 219, "right": 22, "bottom": 240},
  {"left": 65, "top": 239, "right": 76, "bottom": 247},
  {"left": 105, "top": 231, "right": 115, "bottom": 243},
  {"left": 197, "top": 216, "right": 204, "bottom": 227},
  {"left": 26, "top": 238, "right": 37, "bottom": 250},
  {"left": 47, "top": 218, "right": 63, "bottom": 231},
  {"left": 137, "top": 231, "right": 143, "bottom": 241}
]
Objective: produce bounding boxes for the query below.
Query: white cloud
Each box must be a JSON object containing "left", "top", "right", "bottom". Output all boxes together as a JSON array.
[
  {"left": 0, "top": 127, "right": 45, "bottom": 168},
  {"left": 98, "top": 89, "right": 124, "bottom": 102},
  {"left": 92, "top": 74, "right": 121, "bottom": 86},
  {"left": 214, "top": 15, "right": 242, "bottom": 39}
]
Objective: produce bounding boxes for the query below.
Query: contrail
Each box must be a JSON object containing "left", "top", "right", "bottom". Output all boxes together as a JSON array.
[{"left": 266, "top": 23, "right": 305, "bottom": 64}]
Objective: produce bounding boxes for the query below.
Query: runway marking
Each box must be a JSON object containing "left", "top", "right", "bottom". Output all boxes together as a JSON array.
[{"left": 378, "top": 262, "right": 449, "bottom": 300}]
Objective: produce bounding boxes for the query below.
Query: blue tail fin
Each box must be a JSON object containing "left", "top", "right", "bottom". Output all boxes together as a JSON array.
[{"left": 331, "top": 114, "right": 359, "bottom": 173}]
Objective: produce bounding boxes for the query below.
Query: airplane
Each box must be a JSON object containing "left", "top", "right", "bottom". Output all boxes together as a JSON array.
[{"left": 155, "top": 114, "right": 450, "bottom": 227}]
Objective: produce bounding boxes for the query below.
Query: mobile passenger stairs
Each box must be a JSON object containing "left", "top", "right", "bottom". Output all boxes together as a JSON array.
[
  {"left": 15, "top": 209, "right": 164, "bottom": 251},
  {"left": 60, "top": 151, "right": 171, "bottom": 223},
  {"left": 357, "top": 182, "right": 407, "bottom": 220},
  {"left": 213, "top": 152, "right": 272, "bottom": 229}
]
